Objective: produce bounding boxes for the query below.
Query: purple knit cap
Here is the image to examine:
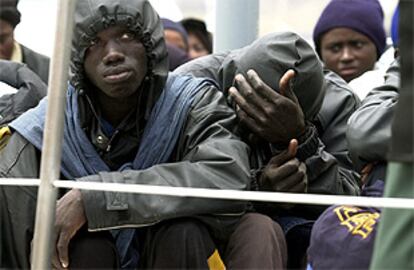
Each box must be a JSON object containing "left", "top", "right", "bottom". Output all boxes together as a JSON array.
[
  {"left": 313, "top": 0, "right": 386, "bottom": 58},
  {"left": 161, "top": 18, "right": 188, "bottom": 45}
]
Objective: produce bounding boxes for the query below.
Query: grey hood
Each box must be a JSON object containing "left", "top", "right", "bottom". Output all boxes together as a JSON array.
[
  {"left": 176, "top": 32, "right": 325, "bottom": 120},
  {"left": 70, "top": 0, "right": 168, "bottom": 110}
]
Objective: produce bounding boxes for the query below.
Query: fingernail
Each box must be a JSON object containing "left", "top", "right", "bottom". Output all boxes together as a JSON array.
[
  {"left": 62, "top": 262, "right": 68, "bottom": 268},
  {"left": 235, "top": 74, "right": 244, "bottom": 81}
]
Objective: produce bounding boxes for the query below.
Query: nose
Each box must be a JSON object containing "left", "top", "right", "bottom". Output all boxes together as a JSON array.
[
  {"left": 339, "top": 46, "right": 354, "bottom": 63},
  {"left": 102, "top": 40, "right": 125, "bottom": 66}
]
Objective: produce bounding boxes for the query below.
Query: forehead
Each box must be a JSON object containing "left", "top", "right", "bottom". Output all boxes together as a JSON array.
[
  {"left": 321, "top": 27, "right": 372, "bottom": 45},
  {"left": 95, "top": 25, "right": 131, "bottom": 39}
]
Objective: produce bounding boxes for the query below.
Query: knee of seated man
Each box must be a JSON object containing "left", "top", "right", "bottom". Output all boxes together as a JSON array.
[
  {"left": 161, "top": 218, "right": 211, "bottom": 242},
  {"left": 239, "top": 213, "right": 284, "bottom": 238}
]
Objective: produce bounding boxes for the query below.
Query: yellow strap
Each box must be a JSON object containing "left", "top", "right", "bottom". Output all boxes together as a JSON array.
[
  {"left": 0, "top": 126, "right": 12, "bottom": 151},
  {"left": 207, "top": 249, "right": 226, "bottom": 270}
]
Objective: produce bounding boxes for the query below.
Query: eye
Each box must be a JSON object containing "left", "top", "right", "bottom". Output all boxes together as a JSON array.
[
  {"left": 119, "top": 32, "right": 135, "bottom": 41},
  {"left": 329, "top": 44, "right": 342, "bottom": 53},
  {"left": 352, "top": 41, "right": 365, "bottom": 49},
  {"left": 89, "top": 38, "right": 100, "bottom": 48}
]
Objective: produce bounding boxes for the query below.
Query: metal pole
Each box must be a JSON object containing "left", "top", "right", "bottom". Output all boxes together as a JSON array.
[
  {"left": 214, "top": 0, "right": 259, "bottom": 52},
  {"left": 31, "top": 0, "right": 77, "bottom": 269}
]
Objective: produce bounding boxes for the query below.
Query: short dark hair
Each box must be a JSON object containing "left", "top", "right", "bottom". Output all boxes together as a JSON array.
[
  {"left": 0, "top": 0, "right": 20, "bottom": 28},
  {"left": 181, "top": 18, "right": 212, "bottom": 53}
]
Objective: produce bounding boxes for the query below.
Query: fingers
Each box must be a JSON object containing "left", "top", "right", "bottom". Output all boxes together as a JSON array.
[
  {"left": 229, "top": 87, "right": 262, "bottom": 120},
  {"left": 246, "top": 69, "right": 278, "bottom": 101},
  {"left": 266, "top": 158, "right": 300, "bottom": 181},
  {"left": 56, "top": 232, "right": 70, "bottom": 269},
  {"left": 236, "top": 106, "right": 264, "bottom": 135},
  {"left": 278, "top": 69, "right": 300, "bottom": 104},
  {"left": 233, "top": 73, "right": 264, "bottom": 108},
  {"left": 268, "top": 143, "right": 297, "bottom": 167},
  {"left": 271, "top": 161, "right": 307, "bottom": 192}
]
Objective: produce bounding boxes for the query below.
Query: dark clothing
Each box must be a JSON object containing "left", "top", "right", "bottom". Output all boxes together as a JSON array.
[
  {"left": 69, "top": 228, "right": 119, "bottom": 269},
  {"left": 175, "top": 32, "right": 360, "bottom": 203},
  {"left": 166, "top": 43, "right": 190, "bottom": 71},
  {"left": 389, "top": 5, "right": 413, "bottom": 163},
  {"left": 175, "top": 33, "right": 360, "bottom": 268},
  {"left": 20, "top": 45, "right": 50, "bottom": 84},
  {"left": 224, "top": 213, "right": 287, "bottom": 269},
  {"left": 0, "top": 0, "right": 251, "bottom": 268},
  {"left": 371, "top": 4, "right": 414, "bottom": 268},
  {"left": 139, "top": 218, "right": 221, "bottom": 269},
  {"left": 0, "top": 60, "right": 47, "bottom": 126},
  {"left": 347, "top": 59, "right": 400, "bottom": 172}
]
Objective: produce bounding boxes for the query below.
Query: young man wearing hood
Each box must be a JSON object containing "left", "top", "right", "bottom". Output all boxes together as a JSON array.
[
  {"left": 0, "top": 0, "right": 253, "bottom": 269},
  {"left": 175, "top": 31, "right": 360, "bottom": 267}
]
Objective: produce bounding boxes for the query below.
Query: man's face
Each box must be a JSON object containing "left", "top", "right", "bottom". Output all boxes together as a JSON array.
[
  {"left": 320, "top": 27, "right": 377, "bottom": 82},
  {"left": 0, "top": 19, "right": 15, "bottom": 60},
  {"left": 84, "top": 26, "right": 148, "bottom": 100}
]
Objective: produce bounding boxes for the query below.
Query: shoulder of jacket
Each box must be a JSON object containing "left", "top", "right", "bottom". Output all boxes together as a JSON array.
[{"left": 0, "top": 131, "right": 37, "bottom": 177}]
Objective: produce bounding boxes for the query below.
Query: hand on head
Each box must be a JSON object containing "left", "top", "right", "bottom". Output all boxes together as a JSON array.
[{"left": 228, "top": 69, "right": 306, "bottom": 145}]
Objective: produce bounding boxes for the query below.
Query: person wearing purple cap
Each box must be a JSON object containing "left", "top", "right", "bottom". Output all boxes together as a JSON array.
[
  {"left": 313, "top": 0, "right": 386, "bottom": 84},
  {"left": 161, "top": 18, "right": 189, "bottom": 52},
  {"left": 161, "top": 18, "right": 191, "bottom": 71}
]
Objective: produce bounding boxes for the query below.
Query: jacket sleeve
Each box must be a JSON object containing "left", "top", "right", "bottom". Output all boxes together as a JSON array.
[
  {"left": 0, "top": 61, "right": 47, "bottom": 126},
  {"left": 305, "top": 70, "right": 361, "bottom": 196},
  {"left": 79, "top": 87, "right": 251, "bottom": 230},
  {"left": 347, "top": 59, "right": 400, "bottom": 171}
]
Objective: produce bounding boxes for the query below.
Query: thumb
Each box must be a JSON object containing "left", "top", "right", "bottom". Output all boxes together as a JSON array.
[
  {"left": 269, "top": 139, "right": 298, "bottom": 166},
  {"left": 279, "top": 69, "right": 299, "bottom": 103},
  {"left": 287, "top": 139, "right": 298, "bottom": 157},
  {"left": 57, "top": 234, "right": 70, "bottom": 268}
]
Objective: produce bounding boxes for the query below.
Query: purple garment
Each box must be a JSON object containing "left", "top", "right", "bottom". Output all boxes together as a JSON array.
[
  {"left": 166, "top": 43, "right": 190, "bottom": 71},
  {"left": 308, "top": 180, "right": 384, "bottom": 270},
  {"left": 161, "top": 18, "right": 188, "bottom": 44},
  {"left": 313, "top": 0, "right": 386, "bottom": 58}
]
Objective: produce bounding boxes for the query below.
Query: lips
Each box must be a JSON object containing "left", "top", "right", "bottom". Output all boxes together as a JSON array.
[
  {"left": 103, "top": 68, "right": 133, "bottom": 84},
  {"left": 339, "top": 67, "right": 358, "bottom": 76}
]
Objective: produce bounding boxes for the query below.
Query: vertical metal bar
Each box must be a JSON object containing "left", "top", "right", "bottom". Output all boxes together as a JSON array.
[
  {"left": 31, "top": 0, "right": 77, "bottom": 269},
  {"left": 214, "top": 0, "right": 259, "bottom": 52}
]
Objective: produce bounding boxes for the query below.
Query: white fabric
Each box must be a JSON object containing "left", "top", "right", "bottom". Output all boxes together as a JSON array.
[
  {"left": 349, "top": 47, "right": 395, "bottom": 100},
  {"left": 0, "top": 81, "right": 18, "bottom": 98}
]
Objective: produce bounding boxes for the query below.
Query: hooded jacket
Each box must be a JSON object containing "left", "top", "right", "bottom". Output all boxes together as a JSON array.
[
  {"left": 347, "top": 59, "right": 400, "bottom": 176},
  {"left": 0, "top": 60, "right": 47, "bottom": 126},
  {"left": 175, "top": 32, "right": 360, "bottom": 216},
  {"left": 0, "top": 1, "right": 250, "bottom": 267}
]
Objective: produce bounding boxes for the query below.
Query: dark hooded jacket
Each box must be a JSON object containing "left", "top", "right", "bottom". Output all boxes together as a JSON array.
[
  {"left": 0, "top": 0, "right": 250, "bottom": 267},
  {"left": 175, "top": 32, "right": 360, "bottom": 217},
  {"left": 0, "top": 60, "right": 47, "bottom": 126},
  {"left": 347, "top": 59, "right": 400, "bottom": 183}
]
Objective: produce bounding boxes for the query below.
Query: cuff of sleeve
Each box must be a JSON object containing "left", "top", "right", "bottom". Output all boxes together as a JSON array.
[
  {"left": 295, "top": 123, "right": 319, "bottom": 161},
  {"left": 269, "top": 123, "right": 319, "bottom": 161}
]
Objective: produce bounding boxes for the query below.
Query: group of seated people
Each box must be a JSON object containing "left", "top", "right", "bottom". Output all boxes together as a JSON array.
[{"left": 0, "top": 0, "right": 410, "bottom": 269}]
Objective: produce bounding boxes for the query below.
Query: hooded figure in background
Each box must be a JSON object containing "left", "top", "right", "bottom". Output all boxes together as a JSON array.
[
  {"left": 0, "top": 0, "right": 50, "bottom": 83},
  {"left": 0, "top": 60, "right": 47, "bottom": 126},
  {"left": 0, "top": 0, "right": 252, "bottom": 268},
  {"left": 175, "top": 31, "right": 360, "bottom": 268}
]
